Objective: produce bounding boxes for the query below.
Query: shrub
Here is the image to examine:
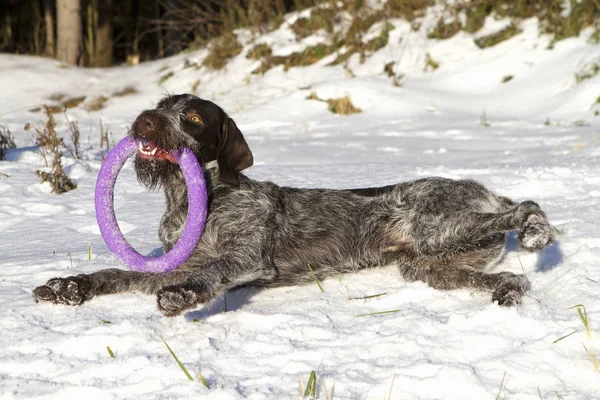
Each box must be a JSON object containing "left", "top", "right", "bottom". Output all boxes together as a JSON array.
[{"left": 31, "top": 106, "right": 77, "bottom": 194}]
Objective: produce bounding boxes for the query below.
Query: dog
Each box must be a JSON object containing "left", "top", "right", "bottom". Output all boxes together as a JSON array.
[{"left": 33, "top": 94, "right": 557, "bottom": 316}]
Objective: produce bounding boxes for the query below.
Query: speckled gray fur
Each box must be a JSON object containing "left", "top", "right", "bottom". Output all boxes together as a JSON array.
[{"left": 33, "top": 94, "right": 558, "bottom": 317}]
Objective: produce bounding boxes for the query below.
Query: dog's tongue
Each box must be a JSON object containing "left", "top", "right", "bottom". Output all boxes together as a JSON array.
[{"left": 137, "top": 140, "right": 177, "bottom": 163}]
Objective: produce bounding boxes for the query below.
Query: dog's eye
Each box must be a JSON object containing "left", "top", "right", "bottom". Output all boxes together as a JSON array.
[{"left": 189, "top": 115, "right": 202, "bottom": 124}]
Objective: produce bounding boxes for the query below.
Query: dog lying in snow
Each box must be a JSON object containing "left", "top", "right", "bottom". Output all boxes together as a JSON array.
[{"left": 33, "top": 94, "right": 556, "bottom": 316}]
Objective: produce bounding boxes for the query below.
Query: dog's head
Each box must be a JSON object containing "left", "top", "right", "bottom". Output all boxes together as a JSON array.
[{"left": 130, "top": 94, "right": 253, "bottom": 189}]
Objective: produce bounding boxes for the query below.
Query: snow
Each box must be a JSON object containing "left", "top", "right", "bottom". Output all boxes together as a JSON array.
[{"left": 1, "top": 7, "right": 600, "bottom": 400}]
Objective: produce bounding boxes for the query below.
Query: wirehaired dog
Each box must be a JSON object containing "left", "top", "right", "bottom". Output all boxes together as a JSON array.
[{"left": 33, "top": 94, "right": 557, "bottom": 316}]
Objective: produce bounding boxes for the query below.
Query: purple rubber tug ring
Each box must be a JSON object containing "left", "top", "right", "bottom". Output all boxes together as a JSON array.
[{"left": 95, "top": 136, "right": 207, "bottom": 273}]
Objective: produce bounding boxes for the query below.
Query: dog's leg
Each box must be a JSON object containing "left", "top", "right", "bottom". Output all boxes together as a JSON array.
[
  {"left": 400, "top": 255, "right": 529, "bottom": 306},
  {"left": 417, "top": 200, "right": 554, "bottom": 254},
  {"left": 33, "top": 268, "right": 190, "bottom": 306},
  {"left": 156, "top": 256, "right": 272, "bottom": 317}
]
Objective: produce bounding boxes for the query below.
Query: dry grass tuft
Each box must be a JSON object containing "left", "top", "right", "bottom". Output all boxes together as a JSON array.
[
  {"left": 203, "top": 32, "right": 243, "bottom": 70},
  {"left": 64, "top": 112, "right": 80, "bottom": 159},
  {"left": 463, "top": 3, "right": 491, "bottom": 33},
  {"left": 583, "top": 343, "right": 600, "bottom": 372},
  {"left": 385, "top": 0, "right": 433, "bottom": 21},
  {"left": 85, "top": 96, "right": 109, "bottom": 112},
  {"left": 307, "top": 92, "right": 361, "bottom": 115},
  {"left": 99, "top": 119, "right": 111, "bottom": 155},
  {"left": 475, "top": 24, "right": 522, "bottom": 48},
  {"left": 291, "top": 6, "right": 338, "bottom": 39},
  {"left": 34, "top": 105, "right": 64, "bottom": 114},
  {"left": 428, "top": 17, "right": 462, "bottom": 39},
  {"left": 190, "top": 79, "right": 201, "bottom": 93},
  {"left": 424, "top": 52, "right": 439, "bottom": 71},
  {"left": 255, "top": 43, "right": 336, "bottom": 74},
  {"left": 112, "top": 86, "right": 138, "bottom": 97},
  {"left": 158, "top": 71, "right": 174, "bottom": 85},
  {"left": 362, "top": 21, "right": 395, "bottom": 57},
  {"left": 575, "top": 61, "right": 600, "bottom": 83},
  {"left": 49, "top": 93, "right": 66, "bottom": 101},
  {"left": 384, "top": 61, "right": 395, "bottom": 77},
  {"left": 62, "top": 96, "right": 86, "bottom": 109},
  {"left": 247, "top": 43, "right": 272, "bottom": 60},
  {"left": 31, "top": 106, "right": 77, "bottom": 194},
  {"left": 327, "top": 96, "right": 361, "bottom": 115},
  {"left": 306, "top": 91, "right": 320, "bottom": 101}
]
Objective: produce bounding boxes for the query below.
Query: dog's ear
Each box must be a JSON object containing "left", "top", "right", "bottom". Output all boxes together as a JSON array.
[{"left": 217, "top": 117, "right": 253, "bottom": 186}]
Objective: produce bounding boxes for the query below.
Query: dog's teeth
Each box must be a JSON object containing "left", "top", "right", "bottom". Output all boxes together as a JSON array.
[{"left": 150, "top": 148, "right": 157, "bottom": 155}]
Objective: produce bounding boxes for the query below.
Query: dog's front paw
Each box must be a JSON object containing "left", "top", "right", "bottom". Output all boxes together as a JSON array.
[
  {"left": 518, "top": 213, "right": 552, "bottom": 251},
  {"left": 33, "top": 276, "right": 93, "bottom": 306},
  {"left": 492, "top": 273, "right": 529, "bottom": 307},
  {"left": 157, "top": 286, "right": 203, "bottom": 317}
]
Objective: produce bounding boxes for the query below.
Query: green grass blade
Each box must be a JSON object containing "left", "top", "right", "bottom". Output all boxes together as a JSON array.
[
  {"left": 355, "top": 309, "right": 402, "bottom": 317},
  {"left": 567, "top": 304, "right": 591, "bottom": 338},
  {"left": 578, "top": 307, "right": 590, "bottom": 337},
  {"left": 197, "top": 370, "right": 210, "bottom": 388},
  {"left": 347, "top": 292, "right": 387, "bottom": 300},
  {"left": 553, "top": 330, "right": 577, "bottom": 344},
  {"left": 163, "top": 339, "right": 194, "bottom": 381},
  {"left": 304, "top": 370, "right": 317, "bottom": 397},
  {"left": 106, "top": 346, "right": 115, "bottom": 358},
  {"left": 307, "top": 264, "right": 324, "bottom": 293}
]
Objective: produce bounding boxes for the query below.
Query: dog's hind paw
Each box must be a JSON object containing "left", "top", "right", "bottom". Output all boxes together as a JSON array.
[
  {"left": 518, "top": 213, "right": 553, "bottom": 251},
  {"left": 157, "top": 286, "right": 202, "bottom": 317},
  {"left": 33, "top": 276, "right": 92, "bottom": 306}
]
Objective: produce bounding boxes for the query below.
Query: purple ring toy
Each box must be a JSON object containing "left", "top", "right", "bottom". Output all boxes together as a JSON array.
[{"left": 95, "top": 136, "right": 207, "bottom": 273}]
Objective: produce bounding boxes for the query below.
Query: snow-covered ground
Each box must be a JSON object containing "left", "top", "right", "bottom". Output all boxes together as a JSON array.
[{"left": 1, "top": 6, "right": 600, "bottom": 399}]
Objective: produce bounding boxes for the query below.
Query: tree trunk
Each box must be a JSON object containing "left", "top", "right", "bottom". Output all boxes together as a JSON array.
[
  {"left": 56, "top": 0, "right": 82, "bottom": 65},
  {"left": 94, "top": 0, "right": 112, "bottom": 67},
  {"left": 163, "top": 0, "right": 180, "bottom": 56},
  {"left": 156, "top": 0, "right": 164, "bottom": 58},
  {"left": 43, "top": 0, "right": 55, "bottom": 57}
]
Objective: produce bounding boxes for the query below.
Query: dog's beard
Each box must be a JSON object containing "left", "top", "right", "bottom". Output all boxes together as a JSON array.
[{"left": 133, "top": 155, "right": 179, "bottom": 191}]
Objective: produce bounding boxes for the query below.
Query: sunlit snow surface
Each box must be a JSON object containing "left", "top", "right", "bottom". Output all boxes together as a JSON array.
[{"left": 1, "top": 10, "right": 599, "bottom": 400}]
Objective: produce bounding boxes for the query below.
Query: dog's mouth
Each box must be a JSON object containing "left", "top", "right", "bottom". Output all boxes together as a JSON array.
[{"left": 137, "top": 139, "right": 177, "bottom": 163}]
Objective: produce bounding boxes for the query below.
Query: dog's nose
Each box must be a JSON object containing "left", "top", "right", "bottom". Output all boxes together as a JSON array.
[
  {"left": 140, "top": 115, "right": 158, "bottom": 131},
  {"left": 143, "top": 116, "right": 157, "bottom": 130},
  {"left": 134, "top": 113, "right": 159, "bottom": 139}
]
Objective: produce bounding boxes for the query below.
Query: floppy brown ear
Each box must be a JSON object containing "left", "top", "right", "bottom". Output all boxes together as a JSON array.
[{"left": 217, "top": 117, "right": 253, "bottom": 186}]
